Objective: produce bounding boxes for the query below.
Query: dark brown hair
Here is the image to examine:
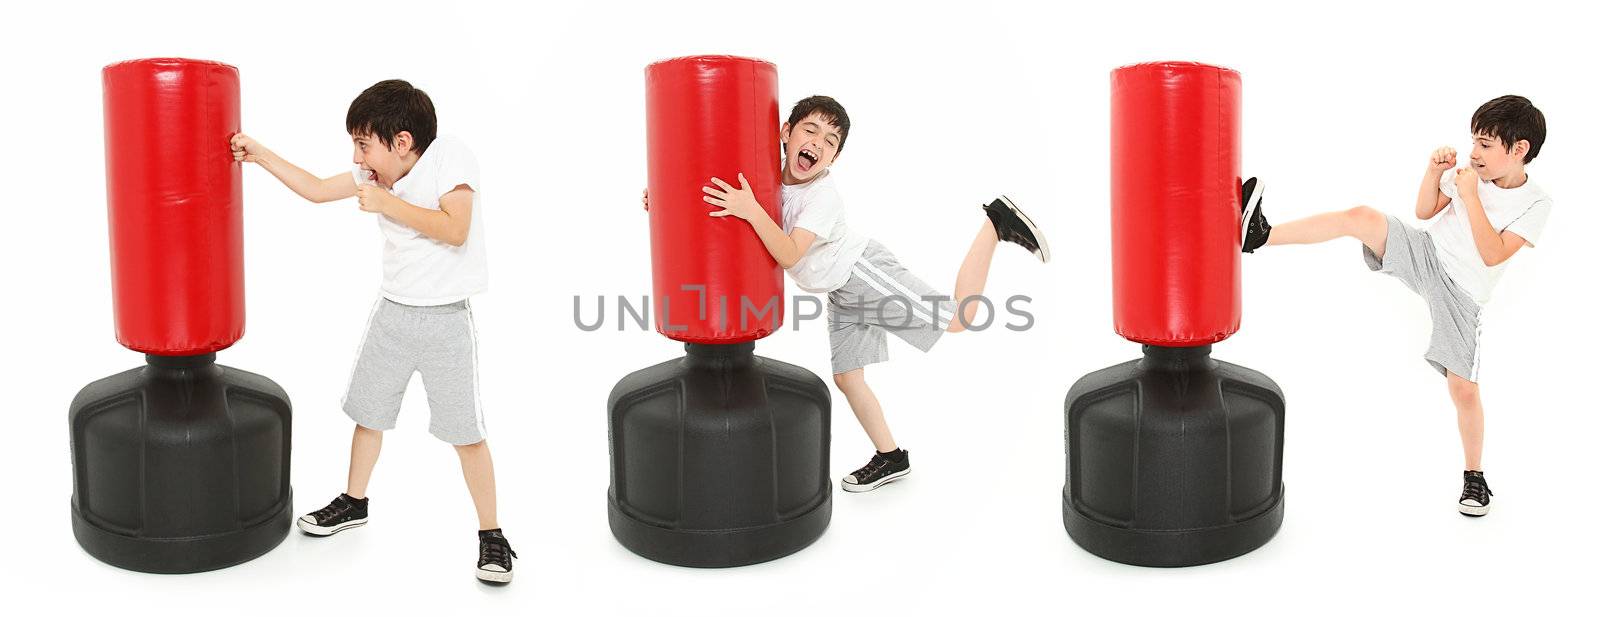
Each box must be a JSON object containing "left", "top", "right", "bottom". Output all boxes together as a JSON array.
[
  {"left": 786, "top": 95, "right": 851, "bottom": 153},
  {"left": 1471, "top": 95, "right": 1545, "bottom": 164},
  {"left": 346, "top": 79, "right": 437, "bottom": 154}
]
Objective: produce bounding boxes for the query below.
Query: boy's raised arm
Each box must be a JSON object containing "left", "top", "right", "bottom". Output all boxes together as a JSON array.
[
  {"left": 231, "top": 132, "right": 357, "bottom": 204},
  {"left": 357, "top": 185, "right": 474, "bottom": 247},
  {"left": 1415, "top": 146, "right": 1454, "bottom": 220},
  {"left": 1451, "top": 168, "right": 1527, "bottom": 267}
]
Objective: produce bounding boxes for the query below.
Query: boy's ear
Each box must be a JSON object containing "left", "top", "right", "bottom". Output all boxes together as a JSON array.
[
  {"left": 779, "top": 122, "right": 791, "bottom": 144},
  {"left": 1511, "top": 138, "right": 1530, "bottom": 161},
  {"left": 393, "top": 130, "right": 414, "bottom": 154}
]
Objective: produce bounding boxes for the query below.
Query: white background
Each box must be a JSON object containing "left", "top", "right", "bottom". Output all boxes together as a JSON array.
[{"left": 4, "top": 0, "right": 1596, "bottom": 613}]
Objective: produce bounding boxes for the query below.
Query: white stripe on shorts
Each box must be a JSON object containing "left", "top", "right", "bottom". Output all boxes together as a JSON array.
[
  {"left": 1469, "top": 306, "right": 1484, "bottom": 382},
  {"left": 852, "top": 260, "right": 952, "bottom": 330},
  {"left": 848, "top": 264, "right": 935, "bottom": 329},
  {"left": 464, "top": 300, "right": 487, "bottom": 438}
]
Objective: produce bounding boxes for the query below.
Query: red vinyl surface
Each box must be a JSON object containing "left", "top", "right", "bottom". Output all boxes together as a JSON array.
[
  {"left": 646, "top": 55, "right": 784, "bottom": 344},
  {"left": 1110, "top": 61, "right": 1242, "bottom": 346},
  {"left": 103, "top": 58, "right": 244, "bottom": 355}
]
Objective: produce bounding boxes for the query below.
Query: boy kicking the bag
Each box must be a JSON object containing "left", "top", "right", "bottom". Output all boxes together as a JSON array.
[{"left": 1241, "top": 95, "right": 1552, "bottom": 517}]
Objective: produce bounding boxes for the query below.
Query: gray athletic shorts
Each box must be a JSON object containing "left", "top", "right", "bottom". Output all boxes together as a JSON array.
[
  {"left": 342, "top": 298, "right": 487, "bottom": 445},
  {"left": 1363, "top": 215, "right": 1483, "bottom": 382},
  {"left": 826, "top": 240, "right": 956, "bottom": 374}
]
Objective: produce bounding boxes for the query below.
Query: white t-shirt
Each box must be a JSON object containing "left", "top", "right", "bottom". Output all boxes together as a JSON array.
[
  {"left": 780, "top": 171, "right": 869, "bottom": 293},
  {"left": 1431, "top": 171, "right": 1552, "bottom": 304},
  {"left": 352, "top": 135, "right": 488, "bottom": 306}
]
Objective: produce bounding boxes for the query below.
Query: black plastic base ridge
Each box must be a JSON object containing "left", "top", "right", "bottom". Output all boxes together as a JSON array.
[
  {"left": 69, "top": 353, "right": 293, "bottom": 573},
  {"left": 1061, "top": 487, "right": 1285, "bottom": 567},
  {"left": 607, "top": 342, "right": 832, "bottom": 567},
  {"left": 1063, "top": 344, "right": 1286, "bottom": 567},
  {"left": 606, "top": 489, "right": 832, "bottom": 568},
  {"left": 70, "top": 492, "right": 294, "bottom": 574}
]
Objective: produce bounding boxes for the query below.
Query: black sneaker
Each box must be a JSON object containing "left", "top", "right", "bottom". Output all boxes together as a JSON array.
[
  {"left": 1459, "top": 470, "right": 1493, "bottom": 517},
  {"left": 476, "top": 529, "right": 518, "bottom": 584},
  {"left": 841, "top": 449, "right": 911, "bottom": 493},
  {"left": 1240, "top": 177, "right": 1271, "bottom": 253},
  {"left": 984, "top": 196, "right": 1050, "bottom": 263},
  {"left": 297, "top": 493, "right": 368, "bottom": 536}
]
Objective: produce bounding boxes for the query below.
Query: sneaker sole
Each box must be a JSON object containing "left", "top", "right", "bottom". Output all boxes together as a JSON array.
[
  {"left": 297, "top": 517, "right": 367, "bottom": 537},
  {"left": 1458, "top": 502, "right": 1489, "bottom": 517},
  {"left": 841, "top": 468, "right": 910, "bottom": 493},
  {"left": 476, "top": 568, "right": 513, "bottom": 583},
  {"left": 997, "top": 195, "right": 1050, "bottom": 264},
  {"left": 1240, "top": 178, "right": 1264, "bottom": 246}
]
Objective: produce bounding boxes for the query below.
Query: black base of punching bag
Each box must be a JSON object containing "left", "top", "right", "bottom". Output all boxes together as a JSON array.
[
  {"left": 1063, "top": 345, "right": 1285, "bottom": 567},
  {"left": 69, "top": 353, "right": 293, "bottom": 573},
  {"left": 608, "top": 342, "right": 831, "bottom": 567}
]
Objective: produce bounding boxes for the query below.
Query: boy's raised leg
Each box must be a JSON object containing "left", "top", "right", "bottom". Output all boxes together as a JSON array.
[
  {"left": 1263, "top": 205, "right": 1390, "bottom": 258},
  {"left": 948, "top": 196, "right": 1049, "bottom": 332},
  {"left": 948, "top": 220, "right": 1000, "bottom": 333}
]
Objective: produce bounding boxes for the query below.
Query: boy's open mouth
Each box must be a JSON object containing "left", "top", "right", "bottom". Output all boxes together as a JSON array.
[{"left": 796, "top": 147, "right": 818, "bottom": 172}]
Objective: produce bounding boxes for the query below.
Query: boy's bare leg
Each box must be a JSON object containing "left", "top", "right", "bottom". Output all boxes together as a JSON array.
[
  {"left": 1447, "top": 372, "right": 1485, "bottom": 471},
  {"left": 834, "top": 368, "right": 896, "bottom": 452},
  {"left": 345, "top": 424, "right": 383, "bottom": 499},
  {"left": 1264, "top": 206, "right": 1390, "bottom": 258},
  {"left": 947, "top": 220, "right": 1000, "bottom": 333},
  {"left": 455, "top": 440, "right": 499, "bottom": 530}
]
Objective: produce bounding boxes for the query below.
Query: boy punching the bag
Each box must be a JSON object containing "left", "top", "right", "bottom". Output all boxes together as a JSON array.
[{"left": 230, "top": 80, "right": 517, "bottom": 583}]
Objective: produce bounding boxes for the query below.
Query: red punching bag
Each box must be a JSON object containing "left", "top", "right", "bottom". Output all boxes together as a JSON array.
[
  {"left": 1064, "top": 61, "right": 1284, "bottom": 568},
  {"left": 610, "top": 56, "right": 831, "bottom": 568},
  {"left": 73, "top": 57, "right": 292, "bottom": 575},
  {"left": 103, "top": 57, "right": 244, "bottom": 355},
  {"left": 645, "top": 55, "right": 784, "bottom": 344},
  {"left": 1110, "top": 61, "right": 1241, "bottom": 346}
]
